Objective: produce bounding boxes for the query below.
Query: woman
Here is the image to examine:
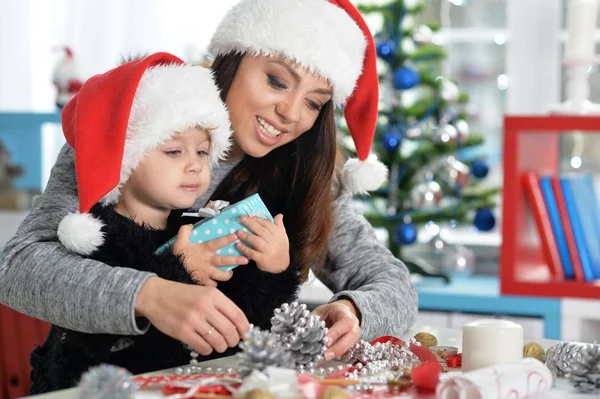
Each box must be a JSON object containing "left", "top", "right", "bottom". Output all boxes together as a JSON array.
[{"left": 0, "top": 0, "right": 417, "bottom": 365}]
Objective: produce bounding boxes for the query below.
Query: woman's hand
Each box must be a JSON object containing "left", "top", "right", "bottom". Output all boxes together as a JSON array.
[
  {"left": 235, "top": 214, "right": 290, "bottom": 273},
  {"left": 312, "top": 299, "right": 361, "bottom": 361},
  {"left": 135, "top": 277, "right": 250, "bottom": 355},
  {"left": 173, "top": 224, "right": 249, "bottom": 286}
]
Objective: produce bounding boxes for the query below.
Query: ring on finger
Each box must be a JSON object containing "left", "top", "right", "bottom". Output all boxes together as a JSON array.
[{"left": 203, "top": 326, "right": 215, "bottom": 336}]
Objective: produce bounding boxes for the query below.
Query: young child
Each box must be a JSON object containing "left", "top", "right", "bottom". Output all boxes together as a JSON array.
[{"left": 29, "top": 52, "right": 290, "bottom": 393}]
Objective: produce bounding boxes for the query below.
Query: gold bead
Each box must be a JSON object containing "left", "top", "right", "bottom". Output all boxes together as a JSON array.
[
  {"left": 413, "top": 332, "right": 438, "bottom": 348},
  {"left": 523, "top": 342, "right": 546, "bottom": 363},
  {"left": 244, "top": 388, "right": 273, "bottom": 399},
  {"left": 320, "top": 386, "right": 349, "bottom": 399}
]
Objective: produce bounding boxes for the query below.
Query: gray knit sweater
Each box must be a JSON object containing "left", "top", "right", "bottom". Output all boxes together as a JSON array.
[{"left": 0, "top": 145, "right": 417, "bottom": 341}]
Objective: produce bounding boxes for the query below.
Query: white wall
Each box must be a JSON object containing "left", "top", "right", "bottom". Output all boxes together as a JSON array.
[{"left": 0, "top": 0, "right": 241, "bottom": 111}]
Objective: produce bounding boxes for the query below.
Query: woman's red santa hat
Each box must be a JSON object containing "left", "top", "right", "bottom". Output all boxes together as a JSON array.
[
  {"left": 58, "top": 52, "right": 232, "bottom": 255},
  {"left": 208, "top": 0, "right": 387, "bottom": 195}
]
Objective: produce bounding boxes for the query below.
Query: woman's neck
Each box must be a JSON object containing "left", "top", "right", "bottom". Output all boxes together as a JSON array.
[{"left": 114, "top": 196, "right": 170, "bottom": 230}]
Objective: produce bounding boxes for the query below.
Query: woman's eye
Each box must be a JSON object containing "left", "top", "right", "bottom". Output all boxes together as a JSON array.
[
  {"left": 268, "top": 75, "right": 288, "bottom": 90},
  {"left": 164, "top": 150, "right": 181, "bottom": 156},
  {"left": 307, "top": 100, "right": 322, "bottom": 111}
]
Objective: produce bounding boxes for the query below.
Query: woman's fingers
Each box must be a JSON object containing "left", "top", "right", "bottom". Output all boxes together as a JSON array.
[
  {"left": 180, "top": 327, "right": 213, "bottom": 356},
  {"left": 206, "top": 312, "right": 242, "bottom": 349},
  {"left": 195, "top": 323, "right": 229, "bottom": 353},
  {"left": 215, "top": 297, "right": 250, "bottom": 338}
]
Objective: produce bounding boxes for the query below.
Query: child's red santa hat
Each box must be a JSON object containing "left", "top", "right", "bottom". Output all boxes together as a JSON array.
[
  {"left": 58, "top": 52, "right": 232, "bottom": 255},
  {"left": 208, "top": 0, "right": 387, "bottom": 195}
]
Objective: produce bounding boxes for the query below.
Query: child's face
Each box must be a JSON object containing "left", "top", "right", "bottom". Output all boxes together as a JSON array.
[{"left": 124, "top": 127, "right": 211, "bottom": 211}]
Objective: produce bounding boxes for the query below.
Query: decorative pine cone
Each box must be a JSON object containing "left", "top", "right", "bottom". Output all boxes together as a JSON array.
[
  {"left": 270, "top": 301, "right": 328, "bottom": 370},
  {"left": 569, "top": 344, "right": 600, "bottom": 393},
  {"left": 237, "top": 326, "right": 294, "bottom": 377},
  {"left": 546, "top": 342, "right": 584, "bottom": 377}
]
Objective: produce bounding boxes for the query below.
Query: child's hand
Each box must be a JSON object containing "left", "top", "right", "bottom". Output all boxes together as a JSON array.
[
  {"left": 235, "top": 214, "right": 290, "bottom": 273},
  {"left": 173, "top": 225, "right": 249, "bottom": 287}
]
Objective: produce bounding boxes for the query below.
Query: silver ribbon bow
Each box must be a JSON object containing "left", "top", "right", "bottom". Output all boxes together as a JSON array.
[{"left": 181, "top": 200, "right": 230, "bottom": 218}]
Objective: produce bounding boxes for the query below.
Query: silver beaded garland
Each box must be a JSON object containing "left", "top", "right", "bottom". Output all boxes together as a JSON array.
[{"left": 342, "top": 339, "right": 417, "bottom": 384}]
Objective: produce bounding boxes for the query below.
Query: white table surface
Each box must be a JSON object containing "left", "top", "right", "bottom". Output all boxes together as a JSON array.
[{"left": 25, "top": 325, "right": 591, "bottom": 399}]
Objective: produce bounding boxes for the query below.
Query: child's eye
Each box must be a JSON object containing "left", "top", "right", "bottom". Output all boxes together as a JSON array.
[
  {"left": 164, "top": 150, "right": 181, "bottom": 156},
  {"left": 197, "top": 150, "right": 209, "bottom": 157},
  {"left": 268, "top": 75, "right": 288, "bottom": 90}
]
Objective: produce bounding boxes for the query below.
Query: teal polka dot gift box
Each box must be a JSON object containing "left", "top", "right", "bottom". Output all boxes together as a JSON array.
[{"left": 155, "top": 193, "right": 273, "bottom": 271}]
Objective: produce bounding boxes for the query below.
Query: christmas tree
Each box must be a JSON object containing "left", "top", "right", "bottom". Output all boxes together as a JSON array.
[{"left": 339, "top": 0, "right": 499, "bottom": 277}]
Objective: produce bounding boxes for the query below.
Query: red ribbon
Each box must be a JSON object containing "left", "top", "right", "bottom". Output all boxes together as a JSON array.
[
  {"left": 163, "top": 383, "right": 235, "bottom": 397},
  {"left": 446, "top": 353, "right": 462, "bottom": 368}
]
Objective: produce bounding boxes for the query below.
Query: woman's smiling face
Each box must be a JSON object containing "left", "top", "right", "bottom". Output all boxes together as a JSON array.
[{"left": 224, "top": 55, "right": 333, "bottom": 160}]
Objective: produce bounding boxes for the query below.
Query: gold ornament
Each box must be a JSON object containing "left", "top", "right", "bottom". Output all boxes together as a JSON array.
[
  {"left": 414, "top": 332, "right": 438, "bottom": 348},
  {"left": 245, "top": 388, "right": 273, "bottom": 399},
  {"left": 523, "top": 342, "right": 546, "bottom": 363},
  {"left": 320, "top": 386, "right": 349, "bottom": 399}
]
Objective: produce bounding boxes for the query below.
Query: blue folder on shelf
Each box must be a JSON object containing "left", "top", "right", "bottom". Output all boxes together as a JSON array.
[
  {"left": 560, "top": 174, "right": 600, "bottom": 281},
  {"left": 540, "top": 176, "right": 574, "bottom": 279}
]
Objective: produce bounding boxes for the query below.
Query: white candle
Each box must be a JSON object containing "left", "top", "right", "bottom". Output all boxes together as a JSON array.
[
  {"left": 565, "top": 0, "right": 599, "bottom": 60},
  {"left": 462, "top": 319, "right": 524, "bottom": 372}
]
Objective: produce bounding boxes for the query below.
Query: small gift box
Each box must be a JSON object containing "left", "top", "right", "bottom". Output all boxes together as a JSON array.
[{"left": 155, "top": 193, "right": 273, "bottom": 271}]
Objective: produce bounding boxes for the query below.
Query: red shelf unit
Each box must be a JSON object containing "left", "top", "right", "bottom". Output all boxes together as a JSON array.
[{"left": 501, "top": 115, "right": 600, "bottom": 299}]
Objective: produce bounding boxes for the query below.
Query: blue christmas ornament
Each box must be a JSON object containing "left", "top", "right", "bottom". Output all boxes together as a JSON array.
[
  {"left": 376, "top": 39, "right": 397, "bottom": 61},
  {"left": 474, "top": 208, "right": 495, "bottom": 232},
  {"left": 471, "top": 159, "right": 489, "bottom": 178},
  {"left": 395, "top": 222, "right": 418, "bottom": 245},
  {"left": 382, "top": 131, "right": 402, "bottom": 153},
  {"left": 392, "top": 67, "right": 420, "bottom": 90}
]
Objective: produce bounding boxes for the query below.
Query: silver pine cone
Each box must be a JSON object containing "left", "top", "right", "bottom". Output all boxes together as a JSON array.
[
  {"left": 236, "top": 326, "right": 294, "bottom": 377},
  {"left": 546, "top": 342, "right": 585, "bottom": 377},
  {"left": 569, "top": 344, "right": 600, "bottom": 393},
  {"left": 270, "top": 301, "right": 329, "bottom": 370}
]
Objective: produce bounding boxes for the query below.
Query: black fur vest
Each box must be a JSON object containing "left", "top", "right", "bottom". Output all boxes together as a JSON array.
[{"left": 29, "top": 201, "right": 302, "bottom": 394}]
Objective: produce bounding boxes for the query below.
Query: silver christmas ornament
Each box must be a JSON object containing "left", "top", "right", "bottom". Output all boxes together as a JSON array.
[
  {"left": 237, "top": 326, "right": 295, "bottom": 377},
  {"left": 409, "top": 181, "right": 443, "bottom": 209},
  {"left": 270, "top": 301, "right": 329, "bottom": 370},
  {"left": 546, "top": 342, "right": 585, "bottom": 377},
  {"left": 432, "top": 124, "right": 458, "bottom": 144},
  {"left": 78, "top": 364, "right": 137, "bottom": 399},
  {"left": 405, "top": 126, "right": 424, "bottom": 139},
  {"left": 443, "top": 244, "right": 475, "bottom": 277},
  {"left": 413, "top": 25, "right": 434, "bottom": 45},
  {"left": 441, "top": 79, "right": 460, "bottom": 103},
  {"left": 569, "top": 344, "right": 600, "bottom": 393},
  {"left": 401, "top": 37, "right": 417, "bottom": 55},
  {"left": 437, "top": 156, "right": 470, "bottom": 188},
  {"left": 453, "top": 119, "right": 470, "bottom": 141},
  {"left": 428, "top": 232, "right": 447, "bottom": 255}
]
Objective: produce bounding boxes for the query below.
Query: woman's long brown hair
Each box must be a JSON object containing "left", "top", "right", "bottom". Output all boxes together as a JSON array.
[{"left": 210, "top": 53, "right": 338, "bottom": 282}]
